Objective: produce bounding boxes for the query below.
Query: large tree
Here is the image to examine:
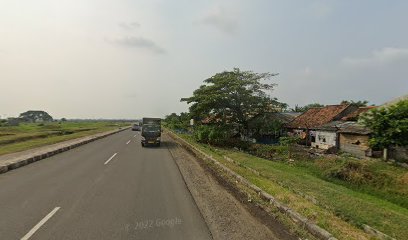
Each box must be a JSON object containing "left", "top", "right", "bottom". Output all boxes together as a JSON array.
[
  {"left": 181, "top": 68, "right": 286, "bottom": 133},
  {"left": 19, "top": 110, "right": 53, "bottom": 122},
  {"left": 360, "top": 100, "right": 408, "bottom": 158}
]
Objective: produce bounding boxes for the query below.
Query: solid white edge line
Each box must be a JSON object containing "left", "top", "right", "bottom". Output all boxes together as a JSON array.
[
  {"left": 21, "top": 207, "right": 61, "bottom": 240},
  {"left": 126, "top": 140, "right": 131, "bottom": 145},
  {"left": 104, "top": 153, "right": 118, "bottom": 165}
]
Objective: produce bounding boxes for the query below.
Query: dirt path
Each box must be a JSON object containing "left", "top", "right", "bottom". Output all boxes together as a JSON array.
[{"left": 165, "top": 137, "right": 297, "bottom": 240}]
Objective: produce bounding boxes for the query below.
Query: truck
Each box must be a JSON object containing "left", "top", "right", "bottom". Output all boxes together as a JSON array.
[{"left": 141, "top": 117, "right": 161, "bottom": 147}]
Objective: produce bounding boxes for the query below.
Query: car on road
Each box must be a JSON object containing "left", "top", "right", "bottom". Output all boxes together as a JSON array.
[{"left": 132, "top": 123, "right": 141, "bottom": 131}]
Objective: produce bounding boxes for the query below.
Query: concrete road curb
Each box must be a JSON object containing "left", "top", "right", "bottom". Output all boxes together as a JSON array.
[
  {"left": 0, "top": 127, "right": 130, "bottom": 175},
  {"left": 167, "top": 131, "right": 338, "bottom": 240},
  {"left": 363, "top": 225, "right": 396, "bottom": 240}
]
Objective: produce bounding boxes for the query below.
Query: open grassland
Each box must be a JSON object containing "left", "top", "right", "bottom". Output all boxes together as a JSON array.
[
  {"left": 0, "top": 122, "right": 130, "bottom": 156},
  {"left": 177, "top": 133, "right": 408, "bottom": 240}
]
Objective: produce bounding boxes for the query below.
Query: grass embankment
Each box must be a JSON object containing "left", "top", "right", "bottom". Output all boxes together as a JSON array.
[
  {"left": 176, "top": 133, "right": 408, "bottom": 240},
  {"left": 0, "top": 122, "right": 130, "bottom": 156}
]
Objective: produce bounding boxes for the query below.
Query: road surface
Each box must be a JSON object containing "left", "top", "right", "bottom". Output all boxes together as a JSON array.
[{"left": 0, "top": 130, "right": 212, "bottom": 240}]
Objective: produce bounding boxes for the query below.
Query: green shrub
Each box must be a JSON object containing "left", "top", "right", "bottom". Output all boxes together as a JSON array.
[
  {"left": 248, "top": 144, "right": 288, "bottom": 160},
  {"left": 194, "top": 125, "right": 211, "bottom": 143},
  {"left": 193, "top": 125, "right": 235, "bottom": 146},
  {"left": 208, "top": 128, "right": 225, "bottom": 145},
  {"left": 323, "top": 160, "right": 397, "bottom": 187}
]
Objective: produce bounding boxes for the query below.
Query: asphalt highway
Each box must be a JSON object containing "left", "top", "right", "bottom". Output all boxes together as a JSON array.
[{"left": 0, "top": 130, "right": 212, "bottom": 240}]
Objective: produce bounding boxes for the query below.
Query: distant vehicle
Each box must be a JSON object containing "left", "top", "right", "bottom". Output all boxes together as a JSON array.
[
  {"left": 141, "top": 118, "right": 161, "bottom": 147},
  {"left": 132, "top": 122, "right": 141, "bottom": 131}
]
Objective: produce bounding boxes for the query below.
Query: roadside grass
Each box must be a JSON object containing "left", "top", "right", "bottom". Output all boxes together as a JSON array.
[
  {"left": 177, "top": 133, "right": 408, "bottom": 240},
  {"left": 0, "top": 122, "right": 130, "bottom": 156},
  {"left": 298, "top": 156, "right": 408, "bottom": 209},
  {"left": 245, "top": 144, "right": 408, "bottom": 209}
]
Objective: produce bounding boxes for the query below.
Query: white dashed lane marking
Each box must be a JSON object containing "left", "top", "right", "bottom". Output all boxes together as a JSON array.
[
  {"left": 104, "top": 153, "right": 118, "bottom": 165},
  {"left": 21, "top": 207, "right": 61, "bottom": 240}
]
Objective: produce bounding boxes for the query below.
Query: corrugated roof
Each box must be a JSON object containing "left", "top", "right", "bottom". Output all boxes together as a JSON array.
[
  {"left": 338, "top": 122, "right": 372, "bottom": 135},
  {"left": 286, "top": 105, "right": 351, "bottom": 129},
  {"left": 315, "top": 121, "right": 359, "bottom": 131}
]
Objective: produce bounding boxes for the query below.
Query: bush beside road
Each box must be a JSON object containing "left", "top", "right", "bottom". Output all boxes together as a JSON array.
[{"left": 171, "top": 132, "right": 407, "bottom": 240}]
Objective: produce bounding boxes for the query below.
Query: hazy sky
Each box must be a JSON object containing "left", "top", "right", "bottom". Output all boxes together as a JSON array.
[{"left": 1, "top": 0, "right": 407, "bottom": 119}]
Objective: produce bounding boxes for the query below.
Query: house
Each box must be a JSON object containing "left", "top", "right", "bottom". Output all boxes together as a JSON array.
[
  {"left": 286, "top": 104, "right": 359, "bottom": 145},
  {"left": 341, "top": 106, "right": 376, "bottom": 121},
  {"left": 312, "top": 121, "right": 356, "bottom": 150},
  {"left": 312, "top": 107, "right": 376, "bottom": 150},
  {"left": 343, "top": 96, "right": 408, "bottom": 161},
  {"left": 338, "top": 123, "right": 373, "bottom": 158}
]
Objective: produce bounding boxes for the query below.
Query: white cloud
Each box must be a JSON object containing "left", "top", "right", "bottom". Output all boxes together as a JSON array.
[
  {"left": 342, "top": 47, "right": 408, "bottom": 68},
  {"left": 106, "top": 36, "right": 165, "bottom": 54},
  {"left": 118, "top": 22, "right": 141, "bottom": 30},
  {"left": 197, "top": 6, "right": 238, "bottom": 35}
]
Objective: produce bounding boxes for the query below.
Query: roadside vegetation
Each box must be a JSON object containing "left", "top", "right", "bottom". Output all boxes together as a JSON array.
[
  {"left": 360, "top": 99, "right": 408, "bottom": 161},
  {"left": 0, "top": 121, "right": 130, "bottom": 156},
  {"left": 164, "top": 68, "right": 408, "bottom": 239},
  {"left": 173, "top": 133, "right": 408, "bottom": 239}
]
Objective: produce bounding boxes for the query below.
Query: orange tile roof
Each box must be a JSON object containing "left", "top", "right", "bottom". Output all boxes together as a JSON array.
[
  {"left": 286, "top": 105, "right": 351, "bottom": 129},
  {"left": 341, "top": 106, "right": 376, "bottom": 121}
]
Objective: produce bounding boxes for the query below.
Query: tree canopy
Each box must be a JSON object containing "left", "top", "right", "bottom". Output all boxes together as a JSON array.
[
  {"left": 290, "top": 100, "right": 371, "bottom": 112},
  {"left": 181, "top": 68, "right": 286, "bottom": 132},
  {"left": 291, "top": 103, "right": 325, "bottom": 112},
  {"left": 19, "top": 111, "right": 53, "bottom": 122},
  {"left": 360, "top": 100, "right": 408, "bottom": 148},
  {"left": 340, "top": 100, "right": 369, "bottom": 107},
  {"left": 164, "top": 112, "right": 190, "bottom": 130}
]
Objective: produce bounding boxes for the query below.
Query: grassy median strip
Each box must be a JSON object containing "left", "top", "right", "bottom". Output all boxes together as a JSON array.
[
  {"left": 0, "top": 122, "right": 129, "bottom": 156},
  {"left": 176, "top": 133, "right": 407, "bottom": 240}
]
